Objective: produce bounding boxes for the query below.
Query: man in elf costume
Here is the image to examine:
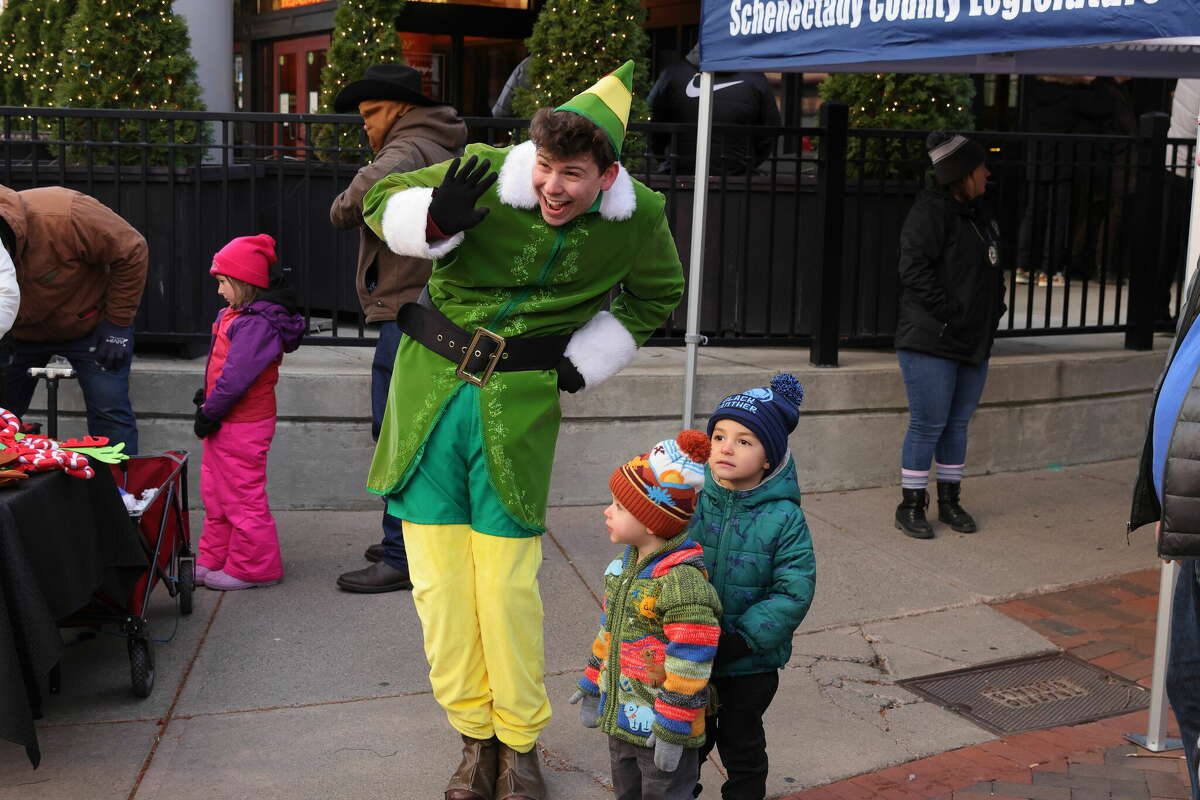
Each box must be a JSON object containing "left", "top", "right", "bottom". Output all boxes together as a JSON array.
[{"left": 362, "top": 61, "right": 683, "bottom": 800}]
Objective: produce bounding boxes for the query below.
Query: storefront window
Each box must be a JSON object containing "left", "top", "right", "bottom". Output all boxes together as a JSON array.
[
  {"left": 410, "top": 0, "right": 529, "bottom": 7},
  {"left": 234, "top": 52, "right": 245, "bottom": 111},
  {"left": 464, "top": 36, "right": 527, "bottom": 116},
  {"left": 400, "top": 33, "right": 452, "bottom": 103},
  {"left": 258, "top": 0, "right": 332, "bottom": 11}
]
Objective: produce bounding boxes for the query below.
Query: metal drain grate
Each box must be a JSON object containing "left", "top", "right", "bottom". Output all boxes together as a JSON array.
[{"left": 896, "top": 652, "right": 1149, "bottom": 735}]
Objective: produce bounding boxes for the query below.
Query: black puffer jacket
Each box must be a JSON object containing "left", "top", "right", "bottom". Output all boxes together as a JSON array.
[
  {"left": 1129, "top": 266, "right": 1200, "bottom": 558},
  {"left": 894, "top": 189, "right": 1006, "bottom": 365}
]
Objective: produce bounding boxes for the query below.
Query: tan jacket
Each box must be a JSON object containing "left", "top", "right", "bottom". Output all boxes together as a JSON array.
[
  {"left": 0, "top": 185, "right": 148, "bottom": 342},
  {"left": 330, "top": 105, "right": 467, "bottom": 323}
]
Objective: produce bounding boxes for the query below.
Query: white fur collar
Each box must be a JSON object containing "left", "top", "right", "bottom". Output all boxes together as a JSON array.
[{"left": 496, "top": 139, "right": 636, "bottom": 222}]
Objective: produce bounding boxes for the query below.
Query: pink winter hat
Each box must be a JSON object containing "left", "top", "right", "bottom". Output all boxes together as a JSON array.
[{"left": 211, "top": 234, "right": 277, "bottom": 289}]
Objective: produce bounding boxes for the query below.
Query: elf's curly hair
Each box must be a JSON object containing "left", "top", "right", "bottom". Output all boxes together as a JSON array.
[{"left": 529, "top": 107, "right": 616, "bottom": 172}]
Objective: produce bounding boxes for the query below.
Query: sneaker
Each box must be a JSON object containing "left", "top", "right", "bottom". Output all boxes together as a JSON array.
[
  {"left": 1036, "top": 272, "right": 1065, "bottom": 288},
  {"left": 1015, "top": 268, "right": 1031, "bottom": 284},
  {"left": 194, "top": 564, "right": 212, "bottom": 584},
  {"left": 204, "top": 570, "right": 280, "bottom": 591}
]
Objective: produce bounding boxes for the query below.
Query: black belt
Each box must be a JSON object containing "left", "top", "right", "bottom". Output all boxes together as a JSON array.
[{"left": 395, "top": 289, "right": 570, "bottom": 387}]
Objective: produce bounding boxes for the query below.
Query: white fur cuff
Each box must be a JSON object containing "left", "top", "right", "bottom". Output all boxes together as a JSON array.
[
  {"left": 380, "top": 186, "right": 465, "bottom": 259},
  {"left": 563, "top": 311, "right": 636, "bottom": 391}
]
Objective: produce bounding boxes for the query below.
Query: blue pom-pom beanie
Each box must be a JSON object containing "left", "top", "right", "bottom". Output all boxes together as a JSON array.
[{"left": 707, "top": 374, "right": 805, "bottom": 472}]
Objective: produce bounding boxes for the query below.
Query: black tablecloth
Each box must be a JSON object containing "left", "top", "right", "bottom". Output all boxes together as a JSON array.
[{"left": 0, "top": 461, "right": 146, "bottom": 767}]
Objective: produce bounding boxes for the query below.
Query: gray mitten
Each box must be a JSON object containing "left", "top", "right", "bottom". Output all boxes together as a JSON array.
[
  {"left": 568, "top": 689, "right": 600, "bottom": 729},
  {"left": 644, "top": 733, "right": 683, "bottom": 772}
]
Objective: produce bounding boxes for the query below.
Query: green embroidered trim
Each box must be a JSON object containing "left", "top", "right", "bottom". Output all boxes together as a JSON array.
[
  {"left": 480, "top": 374, "right": 538, "bottom": 525},
  {"left": 510, "top": 223, "right": 545, "bottom": 284},
  {"left": 393, "top": 367, "right": 461, "bottom": 486}
]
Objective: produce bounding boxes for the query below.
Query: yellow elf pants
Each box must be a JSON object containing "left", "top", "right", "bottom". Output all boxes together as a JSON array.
[{"left": 402, "top": 521, "right": 551, "bottom": 752}]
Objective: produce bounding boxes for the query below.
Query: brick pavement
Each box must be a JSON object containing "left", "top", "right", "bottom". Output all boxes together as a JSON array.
[{"left": 780, "top": 569, "right": 1193, "bottom": 799}]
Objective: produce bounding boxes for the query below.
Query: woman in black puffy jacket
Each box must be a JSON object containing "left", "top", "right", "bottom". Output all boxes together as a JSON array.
[{"left": 893, "top": 131, "right": 1006, "bottom": 539}]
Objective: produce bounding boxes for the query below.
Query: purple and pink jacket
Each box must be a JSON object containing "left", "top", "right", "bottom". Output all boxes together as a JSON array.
[{"left": 202, "top": 298, "right": 305, "bottom": 423}]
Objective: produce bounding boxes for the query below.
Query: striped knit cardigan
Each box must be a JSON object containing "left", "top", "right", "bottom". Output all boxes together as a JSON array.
[{"left": 577, "top": 532, "right": 722, "bottom": 748}]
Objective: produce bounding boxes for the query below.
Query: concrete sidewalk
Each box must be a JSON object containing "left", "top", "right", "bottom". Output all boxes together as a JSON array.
[{"left": 0, "top": 457, "right": 1163, "bottom": 799}]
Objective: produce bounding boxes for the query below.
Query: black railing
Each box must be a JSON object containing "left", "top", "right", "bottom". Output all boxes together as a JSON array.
[{"left": 0, "top": 105, "right": 1191, "bottom": 360}]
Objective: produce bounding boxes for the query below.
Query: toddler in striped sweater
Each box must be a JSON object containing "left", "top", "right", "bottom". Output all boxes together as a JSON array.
[{"left": 570, "top": 430, "right": 722, "bottom": 800}]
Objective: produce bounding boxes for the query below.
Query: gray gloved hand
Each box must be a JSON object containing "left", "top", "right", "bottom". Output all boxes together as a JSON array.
[
  {"left": 644, "top": 733, "right": 683, "bottom": 772},
  {"left": 568, "top": 689, "right": 600, "bottom": 729}
]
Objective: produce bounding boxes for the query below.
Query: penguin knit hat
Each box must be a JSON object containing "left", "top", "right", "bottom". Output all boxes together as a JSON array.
[
  {"left": 211, "top": 233, "right": 277, "bottom": 289},
  {"left": 707, "top": 374, "right": 805, "bottom": 473},
  {"left": 926, "top": 130, "right": 986, "bottom": 186},
  {"left": 610, "top": 430, "right": 711, "bottom": 537}
]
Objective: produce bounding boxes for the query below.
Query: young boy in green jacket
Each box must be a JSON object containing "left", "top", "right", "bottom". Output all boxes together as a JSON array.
[
  {"left": 570, "top": 430, "right": 722, "bottom": 800},
  {"left": 689, "top": 374, "right": 816, "bottom": 800}
]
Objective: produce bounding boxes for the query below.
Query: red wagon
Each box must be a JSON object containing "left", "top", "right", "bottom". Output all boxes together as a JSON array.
[{"left": 62, "top": 450, "right": 194, "bottom": 698}]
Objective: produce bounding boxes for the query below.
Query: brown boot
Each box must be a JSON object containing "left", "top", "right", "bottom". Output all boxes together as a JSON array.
[
  {"left": 445, "top": 735, "right": 499, "bottom": 800},
  {"left": 494, "top": 741, "right": 545, "bottom": 800}
]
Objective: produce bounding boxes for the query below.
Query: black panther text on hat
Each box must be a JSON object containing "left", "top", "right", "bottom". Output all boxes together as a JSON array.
[
  {"left": 926, "top": 130, "right": 986, "bottom": 186},
  {"left": 333, "top": 64, "right": 445, "bottom": 113}
]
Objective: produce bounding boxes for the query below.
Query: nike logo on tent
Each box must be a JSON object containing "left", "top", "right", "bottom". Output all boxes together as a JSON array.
[{"left": 685, "top": 75, "right": 744, "bottom": 98}]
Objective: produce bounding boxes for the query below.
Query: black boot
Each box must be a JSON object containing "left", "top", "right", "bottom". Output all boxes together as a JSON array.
[
  {"left": 895, "top": 488, "right": 934, "bottom": 539},
  {"left": 937, "top": 481, "right": 978, "bottom": 533}
]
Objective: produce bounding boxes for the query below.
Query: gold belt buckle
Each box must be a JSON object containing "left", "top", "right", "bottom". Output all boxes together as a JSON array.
[{"left": 456, "top": 327, "right": 506, "bottom": 387}]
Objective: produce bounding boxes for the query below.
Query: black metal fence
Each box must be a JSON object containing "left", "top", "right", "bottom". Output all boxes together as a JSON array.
[{"left": 0, "top": 105, "right": 1191, "bottom": 359}]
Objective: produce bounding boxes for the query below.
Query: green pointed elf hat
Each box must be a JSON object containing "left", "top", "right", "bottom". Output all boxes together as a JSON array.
[{"left": 555, "top": 60, "right": 634, "bottom": 158}]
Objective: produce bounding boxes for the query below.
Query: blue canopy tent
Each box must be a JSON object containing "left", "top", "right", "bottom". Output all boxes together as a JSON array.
[{"left": 682, "top": 0, "right": 1200, "bottom": 754}]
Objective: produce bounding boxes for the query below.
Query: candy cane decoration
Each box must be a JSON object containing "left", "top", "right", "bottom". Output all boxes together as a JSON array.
[
  {"left": 0, "top": 408, "right": 20, "bottom": 438},
  {"left": 0, "top": 406, "right": 98, "bottom": 480}
]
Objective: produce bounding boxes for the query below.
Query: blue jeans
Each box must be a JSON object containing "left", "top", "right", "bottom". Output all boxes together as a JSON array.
[
  {"left": 371, "top": 322, "right": 407, "bottom": 571},
  {"left": 1168, "top": 561, "right": 1200, "bottom": 800},
  {"left": 2, "top": 333, "right": 138, "bottom": 454},
  {"left": 897, "top": 349, "right": 988, "bottom": 473}
]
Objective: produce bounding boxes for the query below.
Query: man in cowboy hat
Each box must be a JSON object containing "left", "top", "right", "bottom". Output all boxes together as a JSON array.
[
  {"left": 361, "top": 60, "right": 685, "bottom": 800},
  {"left": 329, "top": 64, "right": 467, "bottom": 595}
]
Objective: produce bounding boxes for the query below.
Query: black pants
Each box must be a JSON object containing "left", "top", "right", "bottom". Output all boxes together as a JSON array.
[{"left": 697, "top": 671, "right": 779, "bottom": 800}]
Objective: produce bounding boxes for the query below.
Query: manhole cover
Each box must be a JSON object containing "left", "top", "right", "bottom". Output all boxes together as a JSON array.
[{"left": 896, "top": 652, "right": 1149, "bottom": 735}]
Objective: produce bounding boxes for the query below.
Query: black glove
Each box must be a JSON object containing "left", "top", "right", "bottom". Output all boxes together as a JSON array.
[
  {"left": 714, "top": 631, "right": 752, "bottom": 666},
  {"left": 192, "top": 388, "right": 205, "bottom": 407},
  {"left": 428, "top": 156, "right": 498, "bottom": 236},
  {"left": 556, "top": 357, "right": 585, "bottom": 394},
  {"left": 93, "top": 321, "right": 134, "bottom": 372},
  {"left": 194, "top": 408, "right": 221, "bottom": 439}
]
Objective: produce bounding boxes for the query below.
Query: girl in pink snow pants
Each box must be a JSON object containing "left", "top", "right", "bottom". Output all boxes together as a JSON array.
[{"left": 193, "top": 234, "right": 305, "bottom": 591}]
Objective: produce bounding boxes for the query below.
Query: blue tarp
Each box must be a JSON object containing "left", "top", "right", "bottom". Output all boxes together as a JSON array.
[
  {"left": 787, "top": 37, "right": 1200, "bottom": 78},
  {"left": 700, "top": 0, "right": 1200, "bottom": 73}
]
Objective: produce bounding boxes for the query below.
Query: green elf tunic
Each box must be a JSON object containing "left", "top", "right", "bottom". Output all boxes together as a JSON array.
[{"left": 362, "top": 139, "right": 684, "bottom": 534}]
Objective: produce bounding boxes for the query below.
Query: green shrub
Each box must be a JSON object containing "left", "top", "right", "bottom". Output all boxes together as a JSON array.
[
  {"left": 312, "top": 0, "right": 407, "bottom": 163},
  {"left": 513, "top": 0, "right": 652, "bottom": 167},
  {"left": 53, "top": 0, "right": 207, "bottom": 167},
  {"left": 819, "top": 73, "right": 975, "bottom": 180},
  {"left": 0, "top": 0, "right": 76, "bottom": 107}
]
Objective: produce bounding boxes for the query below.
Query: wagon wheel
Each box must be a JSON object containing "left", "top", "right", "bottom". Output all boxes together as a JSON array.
[
  {"left": 128, "top": 635, "right": 155, "bottom": 698},
  {"left": 178, "top": 556, "right": 195, "bottom": 617}
]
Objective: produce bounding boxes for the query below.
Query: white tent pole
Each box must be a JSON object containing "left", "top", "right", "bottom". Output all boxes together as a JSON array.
[
  {"left": 681, "top": 71, "right": 714, "bottom": 429},
  {"left": 1128, "top": 114, "right": 1200, "bottom": 755},
  {"left": 1127, "top": 560, "right": 1181, "bottom": 752}
]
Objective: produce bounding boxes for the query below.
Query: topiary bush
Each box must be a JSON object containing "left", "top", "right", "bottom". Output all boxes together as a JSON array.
[{"left": 819, "top": 72, "right": 976, "bottom": 180}]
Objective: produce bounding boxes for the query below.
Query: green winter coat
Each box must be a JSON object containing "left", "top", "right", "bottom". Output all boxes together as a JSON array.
[
  {"left": 686, "top": 455, "right": 816, "bottom": 677},
  {"left": 361, "top": 140, "right": 684, "bottom": 530}
]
